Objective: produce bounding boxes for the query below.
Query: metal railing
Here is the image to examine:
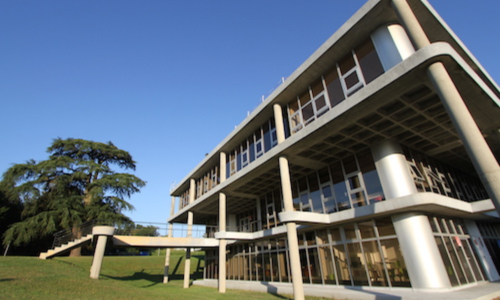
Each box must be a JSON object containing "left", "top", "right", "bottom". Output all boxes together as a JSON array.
[{"left": 52, "top": 219, "right": 113, "bottom": 248}]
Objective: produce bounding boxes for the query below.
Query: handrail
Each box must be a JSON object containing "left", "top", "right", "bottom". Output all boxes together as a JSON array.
[{"left": 51, "top": 219, "right": 113, "bottom": 248}]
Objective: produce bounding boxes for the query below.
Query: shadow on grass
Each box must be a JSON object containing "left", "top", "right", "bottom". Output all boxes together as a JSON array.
[
  {"left": 0, "top": 278, "right": 15, "bottom": 282},
  {"left": 102, "top": 270, "right": 164, "bottom": 288},
  {"left": 102, "top": 255, "right": 205, "bottom": 288}
]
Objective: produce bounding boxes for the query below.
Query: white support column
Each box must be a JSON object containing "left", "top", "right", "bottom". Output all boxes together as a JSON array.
[
  {"left": 220, "top": 152, "right": 226, "bottom": 184},
  {"left": 392, "top": 0, "right": 500, "bottom": 215},
  {"left": 371, "top": 139, "right": 416, "bottom": 199},
  {"left": 274, "top": 102, "right": 304, "bottom": 300},
  {"left": 164, "top": 196, "right": 176, "bottom": 284},
  {"left": 273, "top": 103, "right": 286, "bottom": 144},
  {"left": 392, "top": 213, "right": 451, "bottom": 289},
  {"left": 218, "top": 192, "right": 227, "bottom": 293},
  {"left": 183, "top": 179, "right": 196, "bottom": 289},
  {"left": 391, "top": 0, "right": 430, "bottom": 49},
  {"left": 427, "top": 63, "right": 500, "bottom": 214},
  {"left": 464, "top": 220, "right": 500, "bottom": 281},
  {"left": 90, "top": 226, "right": 115, "bottom": 280},
  {"left": 279, "top": 156, "right": 305, "bottom": 300}
]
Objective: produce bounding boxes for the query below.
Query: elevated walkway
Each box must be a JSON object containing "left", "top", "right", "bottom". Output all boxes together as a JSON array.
[{"left": 112, "top": 235, "right": 218, "bottom": 248}]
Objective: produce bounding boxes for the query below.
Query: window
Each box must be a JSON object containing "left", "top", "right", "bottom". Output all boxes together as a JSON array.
[{"left": 355, "top": 38, "right": 384, "bottom": 84}]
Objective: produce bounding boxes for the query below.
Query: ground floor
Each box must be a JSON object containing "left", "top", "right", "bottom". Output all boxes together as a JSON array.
[
  {"left": 193, "top": 279, "right": 500, "bottom": 300},
  {"left": 204, "top": 214, "right": 500, "bottom": 292}
]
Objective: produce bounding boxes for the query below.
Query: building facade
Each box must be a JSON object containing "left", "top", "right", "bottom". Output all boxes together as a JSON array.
[{"left": 169, "top": 0, "right": 500, "bottom": 299}]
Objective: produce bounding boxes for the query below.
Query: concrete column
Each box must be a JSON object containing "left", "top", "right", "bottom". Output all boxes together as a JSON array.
[
  {"left": 183, "top": 180, "right": 196, "bottom": 289},
  {"left": 371, "top": 140, "right": 416, "bottom": 199},
  {"left": 90, "top": 226, "right": 115, "bottom": 280},
  {"left": 391, "top": 0, "right": 430, "bottom": 49},
  {"left": 220, "top": 152, "right": 226, "bottom": 183},
  {"left": 392, "top": 0, "right": 500, "bottom": 214},
  {"left": 464, "top": 220, "right": 500, "bottom": 281},
  {"left": 273, "top": 103, "right": 286, "bottom": 143},
  {"left": 427, "top": 63, "right": 500, "bottom": 214},
  {"left": 392, "top": 213, "right": 451, "bottom": 289},
  {"left": 219, "top": 192, "right": 227, "bottom": 293},
  {"left": 164, "top": 196, "right": 176, "bottom": 283},
  {"left": 279, "top": 156, "right": 304, "bottom": 300},
  {"left": 183, "top": 247, "right": 191, "bottom": 288}
]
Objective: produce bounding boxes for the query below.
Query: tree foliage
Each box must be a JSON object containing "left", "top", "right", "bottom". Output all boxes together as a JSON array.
[{"left": 1, "top": 138, "right": 146, "bottom": 251}]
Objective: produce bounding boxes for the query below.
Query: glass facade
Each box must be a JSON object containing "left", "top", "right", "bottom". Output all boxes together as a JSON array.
[
  {"left": 429, "top": 216, "right": 486, "bottom": 286},
  {"left": 403, "top": 146, "right": 488, "bottom": 202},
  {"left": 477, "top": 222, "right": 500, "bottom": 272},
  {"left": 291, "top": 149, "right": 384, "bottom": 214},
  {"left": 205, "top": 217, "right": 411, "bottom": 288}
]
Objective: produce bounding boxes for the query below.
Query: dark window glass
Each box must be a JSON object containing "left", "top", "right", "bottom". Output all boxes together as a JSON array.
[
  {"left": 355, "top": 38, "right": 384, "bottom": 84},
  {"left": 325, "top": 70, "right": 345, "bottom": 107},
  {"left": 338, "top": 52, "right": 356, "bottom": 75}
]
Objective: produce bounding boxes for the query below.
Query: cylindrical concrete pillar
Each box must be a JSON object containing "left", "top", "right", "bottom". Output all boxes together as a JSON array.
[
  {"left": 392, "top": 213, "right": 451, "bottom": 289},
  {"left": 183, "top": 247, "right": 191, "bottom": 289},
  {"left": 427, "top": 62, "right": 500, "bottom": 214},
  {"left": 371, "top": 140, "right": 416, "bottom": 199},
  {"left": 273, "top": 103, "right": 286, "bottom": 144},
  {"left": 164, "top": 196, "right": 177, "bottom": 283},
  {"left": 391, "top": 0, "right": 430, "bottom": 49},
  {"left": 90, "top": 226, "right": 115, "bottom": 280},
  {"left": 218, "top": 192, "right": 227, "bottom": 293},
  {"left": 220, "top": 152, "right": 226, "bottom": 184},
  {"left": 278, "top": 156, "right": 304, "bottom": 300}
]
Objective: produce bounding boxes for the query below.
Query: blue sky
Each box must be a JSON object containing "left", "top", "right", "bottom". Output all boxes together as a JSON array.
[{"left": 1, "top": 0, "right": 499, "bottom": 225}]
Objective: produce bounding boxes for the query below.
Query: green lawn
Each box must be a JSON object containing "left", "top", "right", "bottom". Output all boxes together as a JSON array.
[{"left": 0, "top": 251, "right": 330, "bottom": 300}]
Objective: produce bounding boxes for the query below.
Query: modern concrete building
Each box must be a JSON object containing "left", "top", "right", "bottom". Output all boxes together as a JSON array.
[{"left": 168, "top": 0, "right": 500, "bottom": 299}]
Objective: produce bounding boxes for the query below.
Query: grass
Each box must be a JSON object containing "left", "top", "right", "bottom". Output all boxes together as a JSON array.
[{"left": 0, "top": 250, "right": 331, "bottom": 300}]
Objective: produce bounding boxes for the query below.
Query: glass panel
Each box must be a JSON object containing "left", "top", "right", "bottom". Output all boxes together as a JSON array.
[
  {"left": 330, "top": 161, "right": 350, "bottom": 211},
  {"left": 324, "top": 69, "right": 345, "bottom": 108},
  {"left": 462, "top": 238, "right": 485, "bottom": 281},
  {"left": 298, "top": 91, "right": 311, "bottom": 106},
  {"left": 271, "top": 252, "right": 279, "bottom": 282},
  {"left": 344, "top": 224, "right": 357, "bottom": 240},
  {"left": 316, "top": 229, "right": 329, "bottom": 245},
  {"left": 347, "top": 242, "right": 369, "bottom": 286},
  {"left": 358, "top": 221, "right": 376, "bottom": 239},
  {"left": 323, "top": 185, "right": 336, "bottom": 214},
  {"left": 338, "top": 52, "right": 356, "bottom": 75},
  {"left": 320, "top": 245, "right": 337, "bottom": 284},
  {"left": 308, "top": 248, "right": 322, "bottom": 284},
  {"left": 330, "top": 227, "right": 342, "bottom": 242},
  {"left": 263, "top": 253, "right": 271, "bottom": 282},
  {"left": 318, "top": 167, "right": 331, "bottom": 184},
  {"left": 362, "top": 240, "right": 388, "bottom": 286},
  {"left": 300, "top": 249, "right": 310, "bottom": 284},
  {"left": 344, "top": 72, "right": 360, "bottom": 90},
  {"left": 332, "top": 244, "right": 351, "bottom": 285},
  {"left": 435, "top": 237, "right": 459, "bottom": 286},
  {"left": 380, "top": 238, "right": 411, "bottom": 287},
  {"left": 453, "top": 237, "right": 475, "bottom": 283},
  {"left": 375, "top": 218, "right": 396, "bottom": 237},
  {"left": 302, "top": 102, "right": 315, "bottom": 124},
  {"left": 278, "top": 251, "right": 290, "bottom": 282},
  {"left": 351, "top": 190, "right": 367, "bottom": 208},
  {"left": 300, "top": 193, "right": 310, "bottom": 212},
  {"left": 343, "top": 155, "right": 358, "bottom": 174},
  {"left": 355, "top": 38, "right": 384, "bottom": 84},
  {"left": 311, "top": 79, "right": 324, "bottom": 97},
  {"left": 305, "top": 231, "right": 316, "bottom": 246}
]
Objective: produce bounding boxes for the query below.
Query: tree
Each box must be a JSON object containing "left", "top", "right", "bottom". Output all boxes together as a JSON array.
[{"left": 1, "top": 138, "right": 146, "bottom": 256}]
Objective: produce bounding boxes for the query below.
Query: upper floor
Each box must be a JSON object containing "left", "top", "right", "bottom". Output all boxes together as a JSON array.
[{"left": 169, "top": 0, "right": 500, "bottom": 227}]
